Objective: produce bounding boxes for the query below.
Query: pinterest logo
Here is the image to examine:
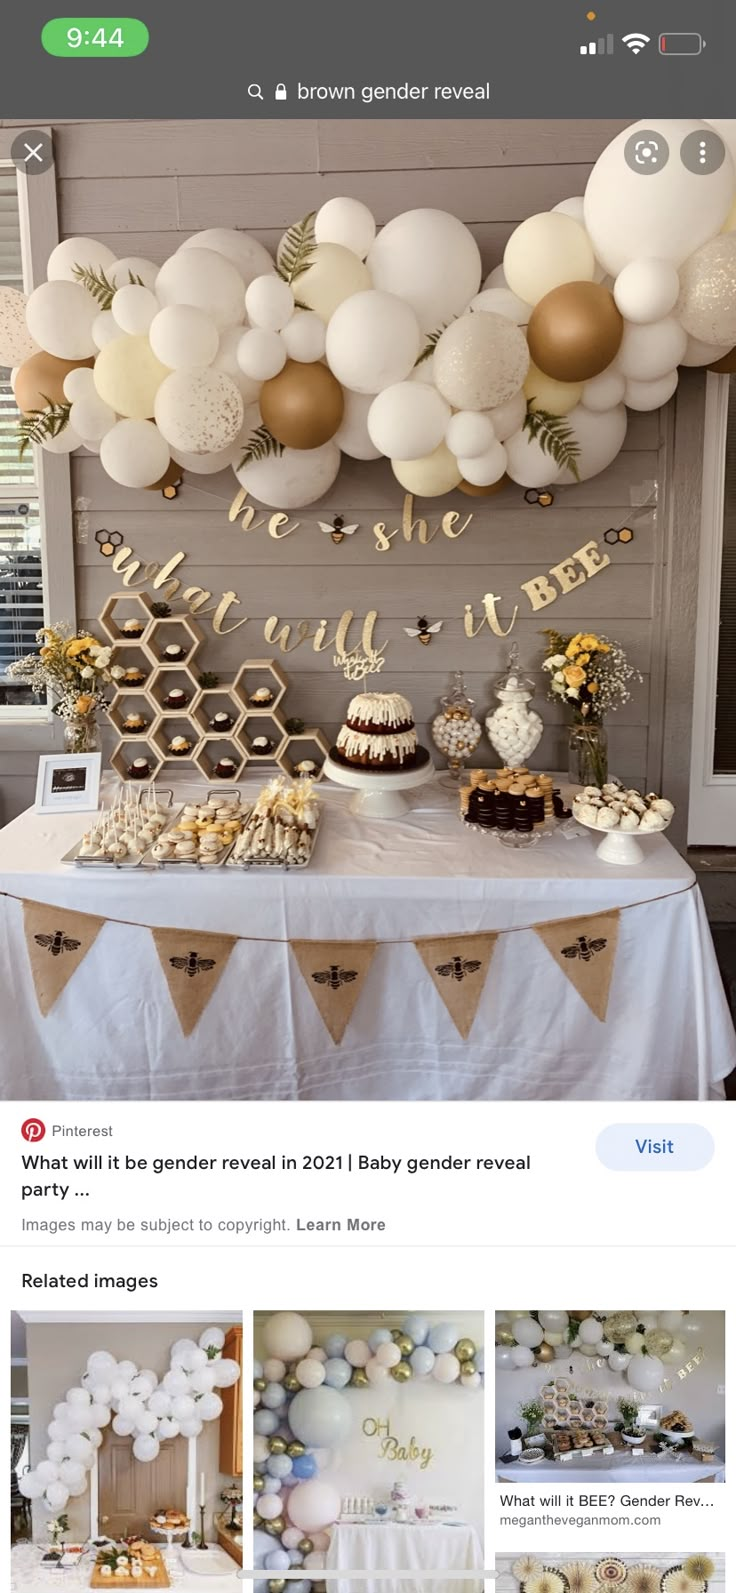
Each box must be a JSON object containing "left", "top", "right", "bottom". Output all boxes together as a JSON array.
[{"left": 21, "top": 1117, "right": 45, "bottom": 1142}]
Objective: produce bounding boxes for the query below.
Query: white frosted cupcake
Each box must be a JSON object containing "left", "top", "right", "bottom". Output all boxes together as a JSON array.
[{"left": 596, "top": 806, "right": 620, "bottom": 828}]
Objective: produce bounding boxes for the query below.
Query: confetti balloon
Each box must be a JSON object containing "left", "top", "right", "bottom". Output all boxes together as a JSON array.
[
  {"left": 0, "top": 287, "right": 37, "bottom": 366},
  {"left": 433, "top": 313, "right": 529, "bottom": 411},
  {"left": 155, "top": 368, "right": 244, "bottom": 453},
  {"left": 676, "top": 234, "right": 736, "bottom": 346}
]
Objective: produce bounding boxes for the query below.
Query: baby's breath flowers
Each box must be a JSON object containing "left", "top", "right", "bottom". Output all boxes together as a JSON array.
[{"left": 9, "top": 622, "right": 122, "bottom": 748}]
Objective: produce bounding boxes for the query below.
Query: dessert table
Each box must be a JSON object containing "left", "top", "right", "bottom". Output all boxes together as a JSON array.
[
  {"left": 496, "top": 1451, "right": 726, "bottom": 1483},
  {"left": 325, "top": 1520, "right": 483, "bottom": 1593},
  {"left": 0, "top": 777, "right": 733, "bottom": 1101},
  {"left": 11, "top": 1542, "right": 240, "bottom": 1590}
]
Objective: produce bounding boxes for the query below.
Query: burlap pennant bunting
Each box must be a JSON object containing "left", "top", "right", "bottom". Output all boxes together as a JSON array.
[
  {"left": 152, "top": 927, "right": 238, "bottom": 1037},
  {"left": 414, "top": 932, "right": 499, "bottom": 1039},
  {"left": 23, "top": 900, "right": 106, "bottom": 1017},
  {"left": 291, "top": 940, "right": 377, "bottom": 1044},
  {"left": 533, "top": 909, "right": 620, "bottom": 1022}
]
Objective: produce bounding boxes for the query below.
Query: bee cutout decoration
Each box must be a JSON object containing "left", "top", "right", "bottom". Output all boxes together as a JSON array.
[
  {"left": 319, "top": 515, "right": 359, "bottom": 545},
  {"left": 404, "top": 616, "right": 444, "bottom": 647},
  {"left": 169, "top": 950, "right": 217, "bottom": 978},
  {"left": 34, "top": 929, "right": 81, "bottom": 958},
  {"left": 561, "top": 935, "right": 607, "bottom": 963},
  {"left": 312, "top": 965, "right": 358, "bottom": 990},
  {"left": 434, "top": 956, "right": 482, "bottom": 982}
]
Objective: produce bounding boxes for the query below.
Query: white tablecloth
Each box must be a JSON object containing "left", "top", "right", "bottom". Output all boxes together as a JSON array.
[
  {"left": 1, "top": 779, "right": 733, "bottom": 1100},
  {"left": 325, "top": 1521, "right": 483, "bottom": 1593},
  {"left": 496, "top": 1452, "right": 726, "bottom": 1483},
  {"left": 11, "top": 1542, "right": 240, "bottom": 1591}
]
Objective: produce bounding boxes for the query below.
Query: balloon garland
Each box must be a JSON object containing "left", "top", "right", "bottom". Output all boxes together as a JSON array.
[
  {"left": 18, "top": 1327, "right": 240, "bottom": 1516},
  {"left": 2, "top": 119, "right": 735, "bottom": 507},
  {"left": 496, "top": 1311, "right": 698, "bottom": 1390},
  {"left": 254, "top": 1313, "right": 484, "bottom": 1589}
]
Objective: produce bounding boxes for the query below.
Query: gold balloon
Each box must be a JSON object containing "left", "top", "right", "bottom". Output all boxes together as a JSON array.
[
  {"left": 644, "top": 1328, "right": 674, "bottom": 1358},
  {"left": 254, "top": 1377, "right": 267, "bottom": 1392},
  {"left": 269, "top": 1581, "right": 286, "bottom": 1591},
  {"left": 265, "top": 1517, "right": 285, "bottom": 1536},
  {"left": 15, "top": 350, "right": 94, "bottom": 415},
  {"left": 458, "top": 473, "right": 508, "bottom": 497},
  {"left": 391, "top": 1329, "right": 403, "bottom": 1342},
  {"left": 253, "top": 1510, "right": 262, "bottom": 1527},
  {"left": 568, "top": 1311, "right": 592, "bottom": 1321},
  {"left": 283, "top": 1374, "right": 300, "bottom": 1392},
  {"left": 269, "top": 1436, "right": 287, "bottom": 1454},
  {"left": 260, "top": 359, "right": 344, "bottom": 449},
  {"left": 462, "top": 1361, "right": 476, "bottom": 1376},
  {"left": 708, "top": 345, "right": 736, "bottom": 373},
  {"left": 496, "top": 1326, "right": 515, "bottom": 1346},
  {"left": 395, "top": 1334, "right": 414, "bottom": 1357},
  {"left": 528, "top": 281, "right": 624, "bottom": 383},
  {"left": 390, "top": 1360, "right": 412, "bottom": 1381},
  {"left": 351, "top": 1368, "right": 369, "bottom": 1387},
  {"left": 536, "top": 1342, "right": 555, "bottom": 1362},
  {"left": 297, "top": 1539, "right": 314, "bottom": 1555},
  {"left": 454, "top": 1339, "right": 476, "bottom": 1363},
  {"left": 253, "top": 1474, "right": 265, "bottom": 1492},
  {"left": 287, "top": 1441, "right": 306, "bottom": 1458}
]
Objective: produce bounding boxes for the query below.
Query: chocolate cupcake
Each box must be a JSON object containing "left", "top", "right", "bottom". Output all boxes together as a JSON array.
[
  {"left": 214, "top": 756, "right": 237, "bottom": 778},
  {"left": 251, "top": 735, "right": 273, "bottom": 755},
  {"left": 129, "top": 757, "right": 151, "bottom": 779},
  {"left": 161, "top": 641, "right": 187, "bottom": 662},
  {"left": 163, "top": 687, "right": 189, "bottom": 709},
  {"left": 210, "top": 710, "right": 233, "bottom": 732}
]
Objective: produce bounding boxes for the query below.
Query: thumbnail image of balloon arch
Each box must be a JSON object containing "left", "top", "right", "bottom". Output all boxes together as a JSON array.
[
  {"left": 495, "top": 1311, "right": 700, "bottom": 1390},
  {"left": 1, "top": 118, "right": 735, "bottom": 507},
  {"left": 254, "top": 1311, "right": 483, "bottom": 1588},
  {"left": 496, "top": 1552, "right": 724, "bottom": 1593}
]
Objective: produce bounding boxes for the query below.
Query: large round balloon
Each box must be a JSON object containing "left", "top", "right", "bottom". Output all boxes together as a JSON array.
[
  {"left": 334, "top": 388, "right": 382, "bottom": 460},
  {"left": 433, "top": 313, "right": 529, "bottom": 410},
  {"left": 676, "top": 234, "right": 736, "bottom": 346},
  {"left": 392, "top": 442, "right": 462, "bottom": 497},
  {"left": 315, "top": 197, "right": 376, "bottom": 259},
  {"left": 524, "top": 362, "right": 582, "bottom": 417},
  {"left": 287, "top": 1481, "right": 341, "bottom": 1533},
  {"left": 325, "top": 290, "right": 422, "bottom": 394},
  {"left": 260, "top": 360, "right": 344, "bottom": 449},
  {"left": 15, "top": 351, "right": 94, "bottom": 414},
  {"left": 367, "top": 382, "right": 450, "bottom": 460},
  {"left": 237, "top": 329, "right": 287, "bottom": 382},
  {"left": 236, "top": 439, "right": 340, "bottom": 507},
  {"left": 149, "top": 305, "right": 219, "bottom": 369},
  {"left": 527, "top": 282, "right": 624, "bottom": 383},
  {"left": 100, "top": 419, "right": 170, "bottom": 488},
  {"left": 0, "top": 288, "right": 37, "bottom": 366},
  {"left": 294, "top": 243, "right": 371, "bottom": 323},
  {"left": 558, "top": 403, "right": 628, "bottom": 483},
  {"left": 94, "top": 335, "right": 170, "bottom": 419},
  {"left": 47, "top": 236, "right": 118, "bottom": 283},
  {"left": 584, "top": 119, "right": 735, "bottom": 276},
  {"left": 110, "top": 255, "right": 160, "bottom": 293},
  {"left": 627, "top": 1353, "right": 665, "bottom": 1392},
  {"left": 26, "top": 280, "right": 98, "bottom": 359},
  {"left": 616, "top": 317, "right": 687, "bottom": 381},
  {"left": 155, "top": 368, "right": 244, "bottom": 453},
  {"left": 179, "top": 228, "right": 275, "bottom": 286},
  {"left": 288, "top": 1386, "right": 352, "bottom": 1448},
  {"left": 155, "top": 248, "right": 245, "bottom": 330},
  {"left": 367, "top": 209, "right": 481, "bottom": 331},
  {"left": 504, "top": 213, "right": 595, "bottom": 306}
]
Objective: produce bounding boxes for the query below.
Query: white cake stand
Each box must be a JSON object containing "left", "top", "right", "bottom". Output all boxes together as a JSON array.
[
  {"left": 324, "top": 748, "right": 435, "bottom": 817},
  {"left": 575, "top": 812, "right": 671, "bottom": 866}
]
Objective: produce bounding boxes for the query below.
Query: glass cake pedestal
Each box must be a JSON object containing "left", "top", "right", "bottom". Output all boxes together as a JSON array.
[{"left": 324, "top": 747, "right": 435, "bottom": 817}]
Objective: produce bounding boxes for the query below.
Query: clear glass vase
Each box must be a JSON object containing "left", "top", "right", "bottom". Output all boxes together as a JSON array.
[
  {"left": 64, "top": 714, "right": 101, "bottom": 755},
  {"left": 568, "top": 721, "right": 608, "bottom": 788}
]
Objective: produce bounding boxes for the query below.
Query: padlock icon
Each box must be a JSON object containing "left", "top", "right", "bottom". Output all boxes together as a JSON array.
[{"left": 274, "top": 83, "right": 287, "bottom": 101}]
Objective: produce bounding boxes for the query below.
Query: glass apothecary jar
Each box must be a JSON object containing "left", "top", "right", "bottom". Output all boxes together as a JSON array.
[
  {"left": 431, "top": 671, "right": 482, "bottom": 786},
  {"left": 485, "top": 644, "right": 543, "bottom": 766}
]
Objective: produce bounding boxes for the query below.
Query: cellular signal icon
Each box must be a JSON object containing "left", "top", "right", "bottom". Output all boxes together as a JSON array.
[
  {"left": 580, "top": 33, "right": 614, "bottom": 55},
  {"left": 622, "top": 32, "right": 651, "bottom": 53}
]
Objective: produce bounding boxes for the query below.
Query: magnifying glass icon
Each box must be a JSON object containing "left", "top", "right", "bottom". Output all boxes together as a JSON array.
[{"left": 248, "top": 83, "right": 264, "bottom": 101}]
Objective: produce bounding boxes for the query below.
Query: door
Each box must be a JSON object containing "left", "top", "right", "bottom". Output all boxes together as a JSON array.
[
  {"left": 218, "top": 1324, "right": 243, "bottom": 1476},
  {"left": 97, "top": 1430, "right": 188, "bottom": 1539},
  {"left": 689, "top": 372, "right": 736, "bottom": 842}
]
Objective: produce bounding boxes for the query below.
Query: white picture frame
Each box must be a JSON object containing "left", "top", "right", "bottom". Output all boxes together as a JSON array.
[{"left": 34, "top": 752, "right": 102, "bottom": 814}]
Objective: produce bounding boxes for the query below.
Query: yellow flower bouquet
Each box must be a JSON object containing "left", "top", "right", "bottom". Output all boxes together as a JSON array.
[
  {"left": 542, "top": 628, "right": 642, "bottom": 788},
  {"left": 9, "top": 621, "right": 124, "bottom": 752}
]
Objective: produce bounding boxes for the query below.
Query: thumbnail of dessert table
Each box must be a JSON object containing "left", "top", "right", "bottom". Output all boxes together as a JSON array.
[
  {"left": 496, "top": 1450, "right": 726, "bottom": 1483},
  {"left": 0, "top": 779, "right": 734, "bottom": 1101},
  {"left": 11, "top": 1542, "right": 241, "bottom": 1591},
  {"left": 325, "top": 1520, "right": 484, "bottom": 1593}
]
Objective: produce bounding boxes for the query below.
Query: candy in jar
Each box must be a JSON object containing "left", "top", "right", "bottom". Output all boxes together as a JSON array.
[
  {"left": 431, "top": 671, "right": 482, "bottom": 779},
  {"left": 485, "top": 644, "right": 543, "bottom": 765}
]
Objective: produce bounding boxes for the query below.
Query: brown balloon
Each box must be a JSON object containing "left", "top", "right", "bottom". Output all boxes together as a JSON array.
[
  {"left": 536, "top": 1342, "right": 555, "bottom": 1362},
  {"left": 528, "top": 281, "right": 624, "bottom": 384},
  {"left": 15, "top": 350, "right": 95, "bottom": 415},
  {"left": 707, "top": 345, "right": 736, "bottom": 373},
  {"left": 458, "top": 473, "right": 508, "bottom": 497},
  {"left": 259, "top": 359, "right": 344, "bottom": 450}
]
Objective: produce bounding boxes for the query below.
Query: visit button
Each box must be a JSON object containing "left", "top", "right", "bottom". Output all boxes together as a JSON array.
[{"left": 596, "top": 1124, "right": 715, "bottom": 1171}]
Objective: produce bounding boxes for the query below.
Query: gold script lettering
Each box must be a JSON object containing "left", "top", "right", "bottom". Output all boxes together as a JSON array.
[
  {"left": 573, "top": 538, "right": 611, "bottom": 579},
  {"left": 463, "top": 593, "right": 518, "bottom": 638},
  {"left": 548, "top": 556, "right": 587, "bottom": 596},
  {"left": 520, "top": 573, "right": 559, "bottom": 612},
  {"left": 269, "top": 512, "right": 299, "bottom": 539},
  {"left": 212, "top": 593, "right": 249, "bottom": 635}
]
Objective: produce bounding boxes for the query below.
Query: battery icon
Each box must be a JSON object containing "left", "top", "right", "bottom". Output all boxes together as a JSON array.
[{"left": 659, "top": 32, "right": 705, "bottom": 54}]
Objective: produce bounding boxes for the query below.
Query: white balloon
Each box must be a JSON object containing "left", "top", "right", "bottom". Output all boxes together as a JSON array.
[
  {"left": 558, "top": 403, "right": 628, "bottom": 483},
  {"left": 553, "top": 195, "right": 586, "bottom": 223},
  {"left": 487, "top": 390, "right": 526, "bottom": 441},
  {"left": 132, "top": 1434, "right": 160, "bottom": 1462},
  {"left": 511, "top": 1345, "right": 535, "bottom": 1367},
  {"left": 36, "top": 1460, "right": 60, "bottom": 1484},
  {"left": 584, "top": 118, "right": 735, "bottom": 275},
  {"left": 26, "top": 280, "right": 97, "bottom": 359},
  {"left": 432, "top": 1352, "right": 461, "bottom": 1382},
  {"left": 608, "top": 1350, "right": 631, "bottom": 1373},
  {"left": 316, "top": 197, "right": 376, "bottom": 259},
  {"left": 484, "top": 264, "right": 509, "bottom": 288},
  {"left": 627, "top": 1353, "right": 665, "bottom": 1392},
  {"left": 614, "top": 259, "right": 680, "bottom": 324},
  {"left": 196, "top": 1392, "right": 224, "bottom": 1420},
  {"left": 163, "top": 1367, "right": 191, "bottom": 1395},
  {"left": 44, "top": 1482, "right": 70, "bottom": 1511},
  {"left": 100, "top": 419, "right": 170, "bottom": 488},
  {"left": 178, "top": 1417, "right": 204, "bottom": 1438},
  {"left": 212, "top": 326, "right": 263, "bottom": 400},
  {"left": 63, "top": 367, "right": 95, "bottom": 402},
  {"left": 210, "top": 1357, "right": 242, "bottom": 1389},
  {"left": 112, "top": 1414, "right": 135, "bottom": 1436},
  {"left": 110, "top": 1374, "right": 134, "bottom": 1401},
  {"left": 281, "top": 311, "right": 326, "bottom": 364},
  {"left": 110, "top": 255, "right": 160, "bottom": 293},
  {"left": 367, "top": 382, "right": 450, "bottom": 460},
  {"left": 146, "top": 1390, "right": 173, "bottom": 1417},
  {"left": 18, "top": 1471, "right": 46, "bottom": 1499},
  {"left": 155, "top": 368, "right": 244, "bottom": 453},
  {"left": 156, "top": 248, "right": 245, "bottom": 330},
  {"left": 69, "top": 394, "right": 116, "bottom": 443},
  {"left": 469, "top": 287, "right": 531, "bottom": 326},
  {"left": 42, "top": 425, "right": 84, "bottom": 455},
  {"left": 47, "top": 236, "right": 117, "bottom": 283},
  {"left": 367, "top": 209, "right": 481, "bottom": 331},
  {"left": 578, "top": 1316, "right": 604, "bottom": 1345},
  {"left": 657, "top": 1310, "right": 684, "bottom": 1330},
  {"left": 325, "top": 290, "right": 421, "bottom": 394},
  {"left": 624, "top": 370, "right": 679, "bottom": 410},
  {"left": 334, "top": 388, "right": 382, "bottom": 460},
  {"left": 513, "top": 1317, "right": 544, "bottom": 1347},
  {"left": 46, "top": 1443, "right": 66, "bottom": 1464},
  {"left": 179, "top": 228, "right": 274, "bottom": 286},
  {"left": 245, "top": 274, "right": 294, "bottom": 332},
  {"left": 171, "top": 439, "right": 241, "bottom": 474},
  {"left": 58, "top": 1460, "right": 86, "bottom": 1489},
  {"left": 235, "top": 440, "right": 340, "bottom": 507},
  {"left": 92, "top": 311, "right": 119, "bottom": 350},
  {"left": 135, "top": 1409, "right": 159, "bottom": 1435},
  {"left": 458, "top": 440, "right": 507, "bottom": 486},
  {"left": 149, "top": 304, "right": 219, "bottom": 369},
  {"left": 505, "top": 427, "right": 563, "bottom": 489},
  {"left": 170, "top": 1394, "right": 196, "bottom": 1421},
  {"left": 111, "top": 284, "right": 160, "bottom": 336},
  {"left": 296, "top": 1357, "right": 326, "bottom": 1388},
  {"left": 64, "top": 1434, "right": 93, "bottom": 1464},
  {"left": 157, "top": 1417, "right": 180, "bottom": 1438},
  {"left": 582, "top": 367, "right": 627, "bottom": 411},
  {"left": 434, "top": 313, "right": 529, "bottom": 411},
  {"left": 681, "top": 334, "right": 730, "bottom": 367},
  {"left": 617, "top": 317, "right": 687, "bottom": 381},
  {"left": 131, "top": 1372, "right": 158, "bottom": 1397},
  {"left": 87, "top": 1403, "right": 112, "bottom": 1427},
  {"left": 118, "top": 1393, "right": 143, "bottom": 1420},
  {"left": 446, "top": 411, "right": 496, "bottom": 459},
  {"left": 237, "top": 329, "right": 287, "bottom": 381},
  {"left": 539, "top": 1311, "right": 570, "bottom": 1331}
]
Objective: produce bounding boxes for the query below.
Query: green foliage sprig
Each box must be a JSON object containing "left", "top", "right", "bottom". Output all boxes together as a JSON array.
[
  {"left": 72, "top": 263, "right": 144, "bottom": 309},
  {"left": 277, "top": 212, "right": 317, "bottom": 286},
  {"left": 239, "top": 424, "right": 284, "bottom": 470},
  {"left": 18, "top": 399, "right": 71, "bottom": 457},
  {"left": 523, "top": 403, "right": 581, "bottom": 482}
]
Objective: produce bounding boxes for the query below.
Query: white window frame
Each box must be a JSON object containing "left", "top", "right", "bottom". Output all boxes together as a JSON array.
[
  {"left": 0, "top": 127, "right": 76, "bottom": 749},
  {"left": 688, "top": 371, "right": 736, "bottom": 844}
]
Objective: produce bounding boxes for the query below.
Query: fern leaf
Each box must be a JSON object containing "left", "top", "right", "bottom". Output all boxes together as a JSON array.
[
  {"left": 276, "top": 212, "right": 317, "bottom": 285},
  {"left": 128, "top": 271, "right": 145, "bottom": 286},
  {"left": 72, "top": 262, "right": 119, "bottom": 309},
  {"left": 238, "top": 424, "right": 285, "bottom": 470},
  {"left": 414, "top": 323, "right": 449, "bottom": 367},
  {"left": 523, "top": 403, "right": 581, "bottom": 482},
  {"left": 18, "top": 398, "right": 72, "bottom": 458}
]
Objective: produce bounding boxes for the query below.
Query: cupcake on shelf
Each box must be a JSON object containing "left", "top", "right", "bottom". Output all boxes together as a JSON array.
[
  {"left": 295, "top": 759, "right": 317, "bottom": 778},
  {"left": 122, "top": 711, "right": 147, "bottom": 733},
  {"left": 210, "top": 709, "right": 234, "bottom": 732},
  {"left": 250, "top": 735, "right": 273, "bottom": 755},
  {"left": 250, "top": 684, "right": 274, "bottom": 707},
  {"left": 214, "top": 756, "right": 237, "bottom": 778},
  {"left": 168, "top": 734, "right": 192, "bottom": 757},
  {"left": 121, "top": 616, "right": 146, "bottom": 637},
  {"left": 123, "top": 665, "right": 147, "bottom": 687},
  {"left": 129, "top": 757, "right": 151, "bottom": 779},
  {"left": 161, "top": 641, "right": 187, "bottom": 662},
  {"left": 163, "top": 686, "right": 189, "bottom": 709}
]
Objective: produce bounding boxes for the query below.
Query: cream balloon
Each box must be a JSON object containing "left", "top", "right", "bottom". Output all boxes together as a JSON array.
[
  {"left": 365, "top": 1358, "right": 389, "bottom": 1385},
  {"left": 0, "top": 287, "right": 38, "bottom": 365},
  {"left": 245, "top": 274, "right": 295, "bottom": 332},
  {"left": 581, "top": 367, "right": 626, "bottom": 411},
  {"left": 237, "top": 329, "right": 287, "bottom": 381},
  {"left": 294, "top": 243, "right": 371, "bottom": 323},
  {"left": 281, "top": 311, "right": 326, "bottom": 364},
  {"left": 155, "top": 247, "right": 245, "bottom": 331},
  {"left": 93, "top": 335, "right": 170, "bottom": 419},
  {"left": 155, "top": 368, "right": 244, "bottom": 453},
  {"left": 525, "top": 362, "right": 583, "bottom": 416},
  {"left": 315, "top": 197, "right": 376, "bottom": 259},
  {"left": 295, "top": 1358, "right": 325, "bottom": 1389},
  {"left": 334, "top": 388, "right": 382, "bottom": 460},
  {"left": 613, "top": 259, "right": 680, "bottom": 324},
  {"left": 487, "top": 390, "right": 526, "bottom": 441},
  {"left": 367, "top": 382, "right": 450, "bottom": 460},
  {"left": 504, "top": 213, "right": 595, "bottom": 306},
  {"left": 458, "top": 440, "right": 507, "bottom": 486},
  {"left": 558, "top": 403, "right": 628, "bottom": 483},
  {"left": 624, "top": 370, "right": 679, "bottom": 411},
  {"left": 179, "top": 228, "right": 275, "bottom": 286},
  {"left": 445, "top": 411, "right": 496, "bottom": 459},
  {"left": 212, "top": 327, "right": 263, "bottom": 400},
  {"left": 47, "top": 236, "right": 118, "bottom": 283},
  {"left": 149, "top": 304, "right": 219, "bottom": 369},
  {"left": 505, "top": 427, "right": 562, "bottom": 489},
  {"left": 367, "top": 208, "right": 481, "bottom": 331},
  {"left": 392, "top": 442, "right": 462, "bottom": 497},
  {"left": 469, "top": 287, "right": 531, "bottom": 326},
  {"left": 111, "top": 284, "right": 160, "bottom": 336},
  {"left": 432, "top": 1352, "right": 461, "bottom": 1383},
  {"left": 100, "top": 419, "right": 170, "bottom": 488},
  {"left": 584, "top": 119, "right": 735, "bottom": 276},
  {"left": 434, "top": 313, "right": 529, "bottom": 411},
  {"left": 26, "top": 280, "right": 98, "bottom": 359},
  {"left": 235, "top": 441, "right": 341, "bottom": 508},
  {"left": 616, "top": 317, "right": 687, "bottom": 381},
  {"left": 325, "top": 290, "right": 422, "bottom": 395}
]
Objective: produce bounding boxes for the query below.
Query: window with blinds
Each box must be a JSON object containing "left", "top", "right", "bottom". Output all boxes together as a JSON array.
[
  {"left": 0, "top": 166, "right": 45, "bottom": 714},
  {"left": 714, "top": 374, "right": 736, "bottom": 773}
]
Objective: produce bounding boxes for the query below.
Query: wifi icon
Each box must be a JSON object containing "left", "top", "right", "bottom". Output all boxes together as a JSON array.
[{"left": 622, "top": 32, "right": 651, "bottom": 53}]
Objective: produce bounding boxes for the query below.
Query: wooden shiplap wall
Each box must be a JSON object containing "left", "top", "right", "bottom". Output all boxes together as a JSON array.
[{"left": 3, "top": 118, "right": 675, "bottom": 815}]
